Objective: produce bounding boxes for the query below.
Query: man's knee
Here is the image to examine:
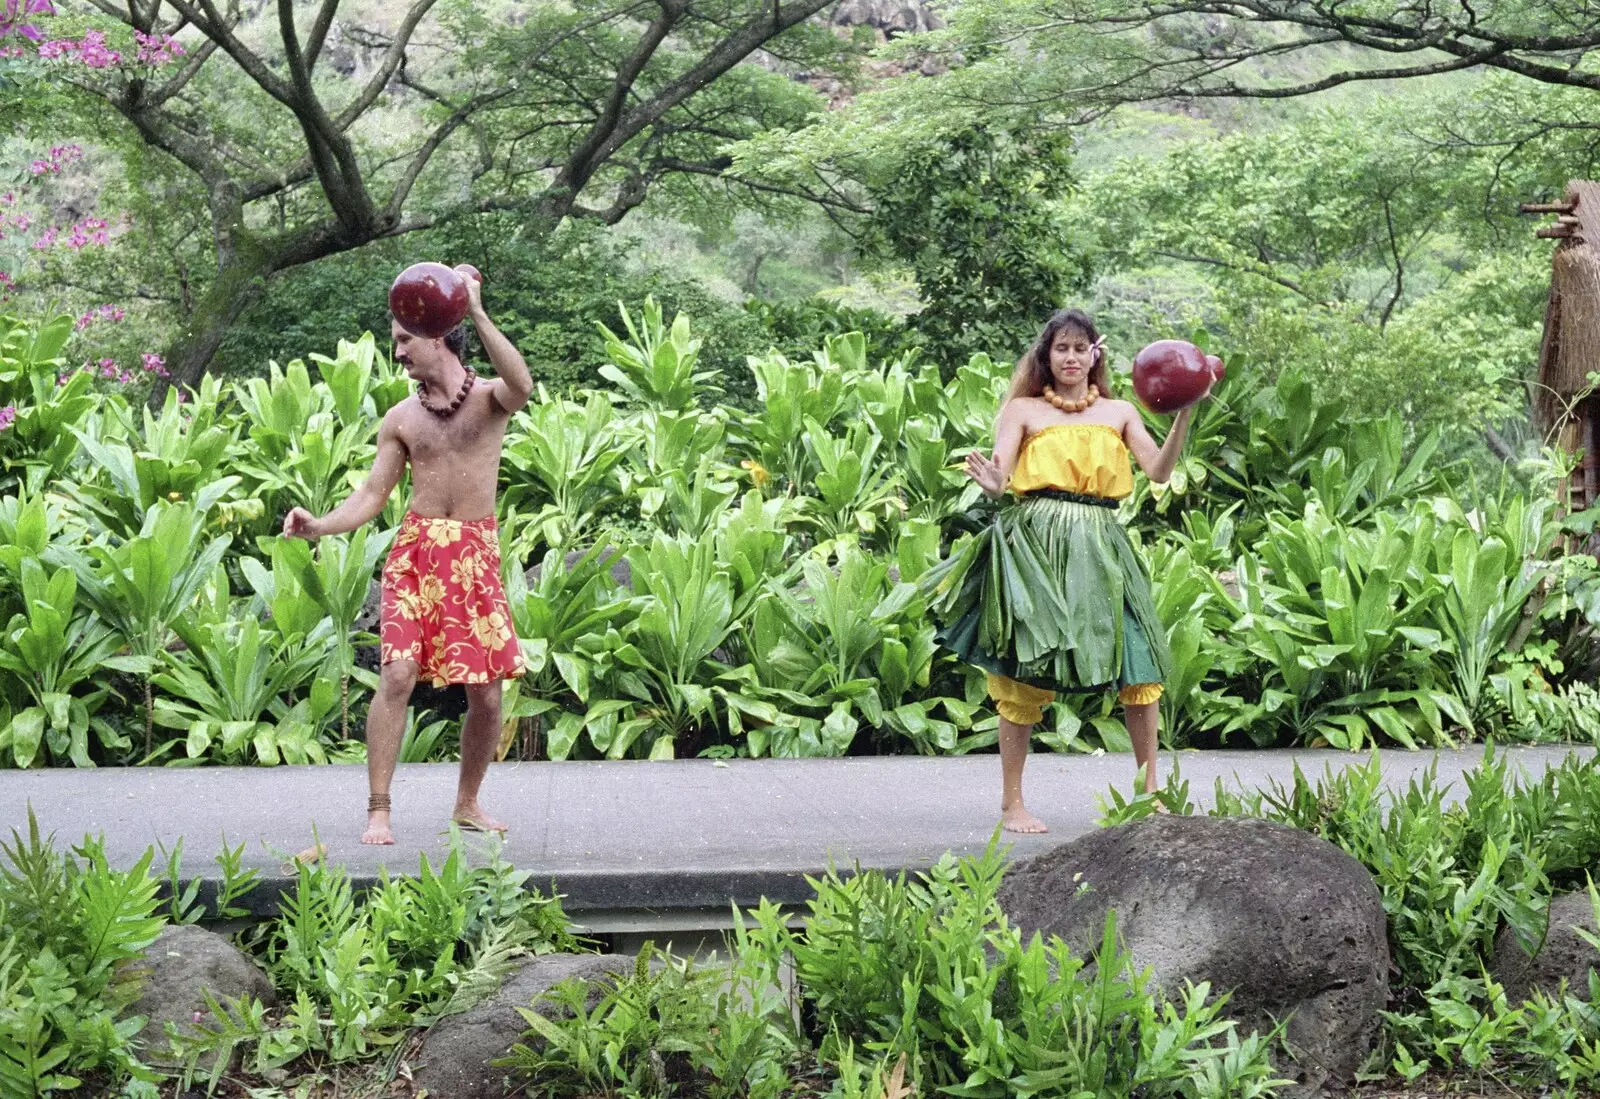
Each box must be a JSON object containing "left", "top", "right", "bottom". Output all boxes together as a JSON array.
[
  {"left": 463, "top": 681, "right": 502, "bottom": 717},
  {"left": 379, "top": 661, "right": 418, "bottom": 701}
]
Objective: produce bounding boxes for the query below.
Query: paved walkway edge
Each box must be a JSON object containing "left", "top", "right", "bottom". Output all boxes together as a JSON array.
[{"left": 5, "top": 746, "right": 1590, "bottom": 919}]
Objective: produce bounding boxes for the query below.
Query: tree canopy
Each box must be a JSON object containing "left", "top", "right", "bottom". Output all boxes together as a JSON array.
[{"left": 24, "top": 0, "right": 858, "bottom": 392}]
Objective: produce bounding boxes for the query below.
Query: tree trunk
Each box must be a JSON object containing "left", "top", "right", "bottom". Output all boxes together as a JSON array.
[
  {"left": 148, "top": 245, "right": 278, "bottom": 407},
  {"left": 147, "top": 217, "right": 367, "bottom": 408}
]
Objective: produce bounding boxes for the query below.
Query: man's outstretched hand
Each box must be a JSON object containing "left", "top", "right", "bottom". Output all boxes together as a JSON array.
[{"left": 282, "top": 507, "right": 321, "bottom": 540}]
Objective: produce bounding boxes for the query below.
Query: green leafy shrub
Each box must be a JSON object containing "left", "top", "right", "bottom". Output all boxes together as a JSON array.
[
  {"left": 1105, "top": 749, "right": 1600, "bottom": 1089},
  {"left": 505, "top": 942, "right": 799, "bottom": 1099},
  {"left": 0, "top": 809, "right": 166, "bottom": 1096},
  {"left": 742, "top": 845, "right": 1287, "bottom": 1098},
  {"left": 507, "top": 846, "right": 1285, "bottom": 1099},
  {"left": 0, "top": 303, "right": 1594, "bottom": 765},
  {"left": 175, "top": 835, "right": 577, "bottom": 1089}
]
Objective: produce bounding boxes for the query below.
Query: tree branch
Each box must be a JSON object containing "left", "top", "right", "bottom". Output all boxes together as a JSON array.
[
  {"left": 145, "top": 33, "right": 224, "bottom": 109},
  {"left": 554, "top": 0, "right": 690, "bottom": 194},
  {"left": 159, "top": 0, "right": 297, "bottom": 107},
  {"left": 305, "top": 0, "right": 341, "bottom": 70},
  {"left": 1483, "top": 426, "right": 1516, "bottom": 463},
  {"left": 583, "top": 0, "right": 840, "bottom": 173},
  {"left": 653, "top": 155, "right": 869, "bottom": 211},
  {"left": 1379, "top": 195, "right": 1403, "bottom": 329},
  {"left": 979, "top": 3, "right": 1600, "bottom": 105},
  {"left": 332, "top": 0, "right": 440, "bottom": 130},
  {"left": 383, "top": 85, "right": 521, "bottom": 219},
  {"left": 276, "top": 0, "right": 374, "bottom": 230},
  {"left": 1150, "top": 249, "right": 1320, "bottom": 301}
]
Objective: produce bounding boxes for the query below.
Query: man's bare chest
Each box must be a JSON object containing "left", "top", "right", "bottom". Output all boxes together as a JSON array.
[{"left": 397, "top": 401, "right": 506, "bottom": 469}]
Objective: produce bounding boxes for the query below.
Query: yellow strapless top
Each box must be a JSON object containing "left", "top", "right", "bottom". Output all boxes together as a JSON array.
[{"left": 1009, "top": 423, "right": 1133, "bottom": 499}]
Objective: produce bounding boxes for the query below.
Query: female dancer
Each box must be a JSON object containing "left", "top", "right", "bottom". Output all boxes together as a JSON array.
[{"left": 925, "top": 309, "right": 1205, "bottom": 833}]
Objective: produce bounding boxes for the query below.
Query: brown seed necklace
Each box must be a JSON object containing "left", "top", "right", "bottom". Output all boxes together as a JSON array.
[
  {"left": 1042, "top": 384, "right": 1099, "bottom": 414},
  {"left": 419, "top": 370, "right": 475, "bottom": 418}
]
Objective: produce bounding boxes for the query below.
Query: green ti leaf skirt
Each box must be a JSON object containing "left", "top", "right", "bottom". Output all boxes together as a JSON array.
[{"left": 922, "top": 493, "right": 1171, "bottom": 693}]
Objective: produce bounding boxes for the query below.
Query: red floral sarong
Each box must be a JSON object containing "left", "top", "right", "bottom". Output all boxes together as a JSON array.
[{"left": 380, "top": 512, "right": 526, "bottom": 687}]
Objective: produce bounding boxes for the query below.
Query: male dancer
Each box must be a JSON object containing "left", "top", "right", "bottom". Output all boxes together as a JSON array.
[{"left": 283, "top": 271, "right": 531, "bottom": 844}]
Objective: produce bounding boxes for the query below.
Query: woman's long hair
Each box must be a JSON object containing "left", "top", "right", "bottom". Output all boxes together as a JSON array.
[{"left": 999, "top": 309, "right": 1109, "bottom": 415}]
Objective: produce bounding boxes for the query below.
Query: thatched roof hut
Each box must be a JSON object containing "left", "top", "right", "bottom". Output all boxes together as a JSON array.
[{"left": 1527, "top": 181, "right": 1600, "bottom": 519}]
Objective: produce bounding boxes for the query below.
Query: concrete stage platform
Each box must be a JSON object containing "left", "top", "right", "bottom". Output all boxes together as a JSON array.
[{"left": 5, "top": 747, "right": 1589, "bottom": 937}]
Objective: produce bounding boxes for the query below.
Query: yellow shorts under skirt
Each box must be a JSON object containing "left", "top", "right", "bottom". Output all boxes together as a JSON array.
[{"left": 986, "top": 673, "right": 1162, "bottom": 725}]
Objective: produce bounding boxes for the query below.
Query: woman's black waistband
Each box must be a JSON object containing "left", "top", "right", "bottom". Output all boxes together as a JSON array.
[{"left": 1020, "top": 488, "right": 1118, "bottom": 508}]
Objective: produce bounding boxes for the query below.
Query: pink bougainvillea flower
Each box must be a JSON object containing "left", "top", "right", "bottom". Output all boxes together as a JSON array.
[
  {"left": 133, "top": 29, "right": 183, "bottom": 65},
  {"left": 37, "top": 28, "right": 119, "bottom": 67},
  {"left": 0, "top": 406, "right": 16, "bottom": 431},
  {"left": 0, "top": 0, "right": 55, "bottom": 42}
]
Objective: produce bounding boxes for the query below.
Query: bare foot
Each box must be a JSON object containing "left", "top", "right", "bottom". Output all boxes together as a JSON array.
[
  {"left": 362, "top": 810, "right": 395, "bottom": 845},
  {"left": 451, "top": 804, "right": 508, "bottom": 834},
  {"left": 1001, "top": 805, "right": 1048, "bottom": 834}
]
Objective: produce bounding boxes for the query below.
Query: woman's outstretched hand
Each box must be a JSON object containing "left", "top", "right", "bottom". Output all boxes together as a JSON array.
[{"left": 965, "top": 450, "right": 1007, "bottom": 498}]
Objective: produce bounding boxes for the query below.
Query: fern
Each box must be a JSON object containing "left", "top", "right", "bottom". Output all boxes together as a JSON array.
[
  {"left": 0, "top": 810, "right": 72, "bottom": 961},
  {"left": 158, "top": 838, "right": 204, "bottom": 925},
  {"left": 73, "top": 840, "right": 164, "bottom": 983},
  {"left": 419, "top": 922, "right": 528, "bottom": 1025},
  {"left": 0, "top": 808, "right": 168, "bottom": 1097},
  {"left": 0, "top": 953, "right": 82, "bottom": 1099}
]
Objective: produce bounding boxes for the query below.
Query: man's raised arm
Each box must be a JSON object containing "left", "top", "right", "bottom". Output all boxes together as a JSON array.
[{"left": 461, "top": 273, "right": 533, "bottom": 415}]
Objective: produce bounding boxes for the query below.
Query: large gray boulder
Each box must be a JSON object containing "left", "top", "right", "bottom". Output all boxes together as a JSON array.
[
  {"left": 1492, "top": 890, "right": 1600, "bottom": 1003},
  {"left": 996, "top": 814, "right": 1389, "bottom": 1094},
  {"left": 413, "top": 952, "right": 633, "bottom": 1099},
  {"left": 122, "top": 924, "right": 277, "bottom": 1068}
]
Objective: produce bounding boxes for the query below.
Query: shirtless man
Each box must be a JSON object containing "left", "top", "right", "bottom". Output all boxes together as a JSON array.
[{"left": 282, "top": 270, "right": 532, "bottom": 844}]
